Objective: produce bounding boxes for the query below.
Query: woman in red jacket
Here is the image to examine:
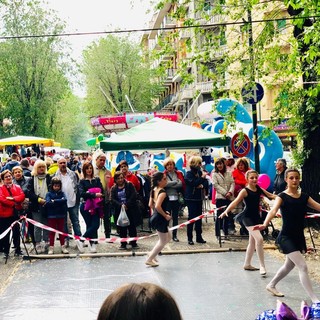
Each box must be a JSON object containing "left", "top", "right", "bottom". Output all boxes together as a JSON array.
[
  {"left": 232, "top": 157, "right": 250, "bottom": 197},
  {"left": 0, "top": 170, "right": 25, "bottom": 258}
]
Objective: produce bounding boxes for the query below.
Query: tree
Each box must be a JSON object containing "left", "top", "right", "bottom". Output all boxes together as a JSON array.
[
  {"left": 281, "top": 0, "right": 320, "bottom": 201},
  {"left": 0, "top": 0, "right": 71, "bottom": 138},
  {"left": 52, "top": 93, "right": 91, "bottom": 150},
  {"left": 82, "top": 35, "right": 163, "bottom": 117},
  {"left": 152, "top": 0, "right": 320, "bottom": 201}
]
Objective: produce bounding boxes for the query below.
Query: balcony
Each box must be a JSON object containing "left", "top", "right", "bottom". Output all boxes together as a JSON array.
[
  {"left": 180, "top": 85, "right": 194, "bottom": 101},
  {"left": 161, "top": 15, "right": 177, "bottom": 30},
  {"left": 211, "top": 45, "right": 228, "bottom": 58},
  {"left": 207, "top": 14, "right": 227, "bottom": 25},
  {"left": 179, "top": 28, "right": 191, "bottom": 40},
  {"left": 163, "top": 68, "right": 176, "bottom": 86},
  {"left": 196, "top": 81, "right": 214, "bottom": 93},
  {"left": 148, "top": 3, "right": 172, "bottom": 39},
  {"left": 195, "top": 10, "right": 227, "bottom": 26}
]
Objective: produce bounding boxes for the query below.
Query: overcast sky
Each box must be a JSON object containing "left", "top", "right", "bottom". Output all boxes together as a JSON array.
[{"left": 43, "top": 0, "right": 154, "bottom": 96}]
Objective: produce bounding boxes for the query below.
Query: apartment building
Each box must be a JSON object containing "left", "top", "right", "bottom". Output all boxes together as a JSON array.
[{"left": 141, "top": 0, "right": 296, "bottom": 148}]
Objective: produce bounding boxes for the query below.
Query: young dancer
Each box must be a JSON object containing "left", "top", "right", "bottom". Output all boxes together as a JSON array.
[
  {"left": 146, "top": 172, "right": 172, "bottom": 267},
  {"left": 220, "top": 170, "right": 275, "bottom": 275},
  {"left": 254, "top": 168, "right": 320, "bottom": 302}
]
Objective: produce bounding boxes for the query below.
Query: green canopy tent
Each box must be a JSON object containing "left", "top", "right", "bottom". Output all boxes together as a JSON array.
[{"left": 99, "top": 118, "right": 230, "bottom": 151}]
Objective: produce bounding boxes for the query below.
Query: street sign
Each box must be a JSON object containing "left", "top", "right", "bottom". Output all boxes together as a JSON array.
[
  {"left": 241, "top": 82, "right": 264, "bottom": 104},
  {"left": 231, "top": 133, "right": 251, "bottom": 157}
]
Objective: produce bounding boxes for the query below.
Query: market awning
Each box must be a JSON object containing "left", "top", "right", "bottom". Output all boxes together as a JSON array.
[
  {"left": 0, "top": 135, "right": 55, "bottom": 147},
  {"left": 99, "top": 118, "right": 230, "bottom": 151}
]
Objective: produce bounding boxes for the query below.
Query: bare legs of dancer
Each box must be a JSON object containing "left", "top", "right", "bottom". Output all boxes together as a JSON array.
[
  {"left": 146, "top": 229, "right": 171, "bottom": 267},
  {"left": 243, "top": 227, "right": 266, "bottom": 275},
  {"left": 266, "top": 251, "right": 320, "bottom": 302}
]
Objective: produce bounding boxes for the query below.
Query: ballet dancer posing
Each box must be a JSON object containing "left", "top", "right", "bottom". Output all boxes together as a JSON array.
[
  {"left": 220, "top": 170, "right": 275, "bottom": 276},
  {"left": 254, "top": 168, "right": 320, "bottom": 302}
]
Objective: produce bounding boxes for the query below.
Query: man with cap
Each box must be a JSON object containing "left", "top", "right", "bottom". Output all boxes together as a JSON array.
[
  {"left": 273, "top": 158, "right": 287, "bottom": 194},
  {"left": 1, "top": 152, "right": 20, "bottom": 172},
  {"left": 55, "top": 157, "right": 84, "bottom": 253},
  {"left": 222, "top": 152, "right": 235, "bottom": 172}
]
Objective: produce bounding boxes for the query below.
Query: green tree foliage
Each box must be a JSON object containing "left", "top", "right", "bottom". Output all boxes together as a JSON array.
[
  {"left": 53, "top": 93, "right": 91, "bottom": 150},
  {"left": 0, "top": 0, "right": 70, "bottom": 138},
  {"left": 152, "top": 0, "right": 320, "bottom": 200},
  {"left": 82, "top": 35, "right": 163, "bottom": 116}
]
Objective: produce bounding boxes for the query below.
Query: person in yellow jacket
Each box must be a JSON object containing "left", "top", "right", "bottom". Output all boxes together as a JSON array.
[{"left": 47, "top": 154, "right": 61, "bottom": 176}]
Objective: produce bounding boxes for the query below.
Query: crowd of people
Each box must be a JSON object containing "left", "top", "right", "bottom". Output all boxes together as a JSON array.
[
  {"left": 0, "top": 146, "right": 319, "bottom": 304},
  {"left": 0, "top": 147, "right": 188, "bottom": 258}
]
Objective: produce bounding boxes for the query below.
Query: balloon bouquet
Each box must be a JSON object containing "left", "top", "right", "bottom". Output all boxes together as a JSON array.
[
  {"left": 197, "top": 98, "right": 284, "bottom": 187},
  {"left": 256, "top": 300, "right": 320, "bottom": 319}
]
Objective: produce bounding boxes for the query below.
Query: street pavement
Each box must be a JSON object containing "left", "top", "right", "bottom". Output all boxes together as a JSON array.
[{"left": 0, "top": 213, "right": 319, "bottom": 320}]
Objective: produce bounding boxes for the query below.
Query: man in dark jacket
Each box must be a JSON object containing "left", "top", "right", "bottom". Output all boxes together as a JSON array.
[
  {"left": 1, "top": 153, "right": 20, "bottom": 172},
  {"left": 273, "top": 158, "right": 287, "bottom": 194}
]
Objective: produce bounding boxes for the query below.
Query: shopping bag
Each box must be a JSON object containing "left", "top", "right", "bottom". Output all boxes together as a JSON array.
[{"left": 117, "top": 205, "right": 130, "bottom": 227}]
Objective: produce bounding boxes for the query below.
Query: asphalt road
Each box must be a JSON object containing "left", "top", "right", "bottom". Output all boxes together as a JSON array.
[{"left": 1, "top": 212, "right": 319, "bottom": 319}]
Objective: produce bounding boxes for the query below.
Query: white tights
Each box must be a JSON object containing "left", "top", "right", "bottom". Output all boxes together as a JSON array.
[
  {"left": 268, "top": 251, "right": 319, "bottom": 303},
  {"left": 148, "top": 229, "right": 171, "bottom": 261},
  {"left": 244, "top": 226, "right": 265, "bottom": 268}
]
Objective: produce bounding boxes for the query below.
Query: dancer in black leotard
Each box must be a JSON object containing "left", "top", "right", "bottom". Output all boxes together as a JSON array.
[
  {"left": 254, "top": 168, "right": 320, "bottom": 302},
  {"left": 220, "top": 170, "right": 275, "bottom": 276},
  {"left": 146, "top": 172, "right": 172, "bottom": 267}
]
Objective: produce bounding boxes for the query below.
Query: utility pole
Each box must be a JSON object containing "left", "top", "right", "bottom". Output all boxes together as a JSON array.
[{"left": 247, "top": 5, "right": 260, "bottom": 173}]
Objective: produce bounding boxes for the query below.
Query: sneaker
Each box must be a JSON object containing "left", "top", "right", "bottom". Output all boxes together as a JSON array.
[
  {"left": 44, "top": 242, "right": 50, "bottom": 252},
  {"left": 64, "top": 239, "right": 70, "bottom": 248},
  {"left": 89, "top": 243, "right": 97, "bottom": 253},
  {"left": 48, "top": 246, "right": 54, "bottom": 255},
  {"left": 83, "top": 242, "right": 89, "bottom": 247},
  {"left": 131, "top": 243, "right": 139, "bottom": 249},
  {"left": 61, "top": 245, "right": 69, "bottom": 254},
  {"left": 36, "top": 243, "right": 44, "bottom": 254},
  {"left": 119, "top": 244, "right": 127, "bottom": 250},
  {"left": 216, "top": 237, "right": 225, "bottom": 244},
  {"left": 76, "top": 240, "right": 84, "bottom": 253}
]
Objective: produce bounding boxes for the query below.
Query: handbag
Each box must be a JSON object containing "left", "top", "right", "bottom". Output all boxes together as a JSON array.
[
  {"left": 117, "top": 205, "right": 130, "bottom": 227},
  {"left": 178, "top": 192, "right": 185, "bottom": 205}
]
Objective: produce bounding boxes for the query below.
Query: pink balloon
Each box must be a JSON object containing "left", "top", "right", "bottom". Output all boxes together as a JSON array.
[{"left": 258, "top": 174, "right": 271, "bottom": 189}]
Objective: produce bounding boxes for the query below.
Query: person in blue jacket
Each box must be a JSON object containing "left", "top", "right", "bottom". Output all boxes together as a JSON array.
[{"left": 45, "top": 177, "right": 69, "bottom": 255}]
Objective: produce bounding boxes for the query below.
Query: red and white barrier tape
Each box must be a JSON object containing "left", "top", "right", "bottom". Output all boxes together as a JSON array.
[
  {"left": 1, "top": 207, "right": 319, "bottom": 243},
  {"left": 0, "top": 207, "right": 220, "bottom": 243}
]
